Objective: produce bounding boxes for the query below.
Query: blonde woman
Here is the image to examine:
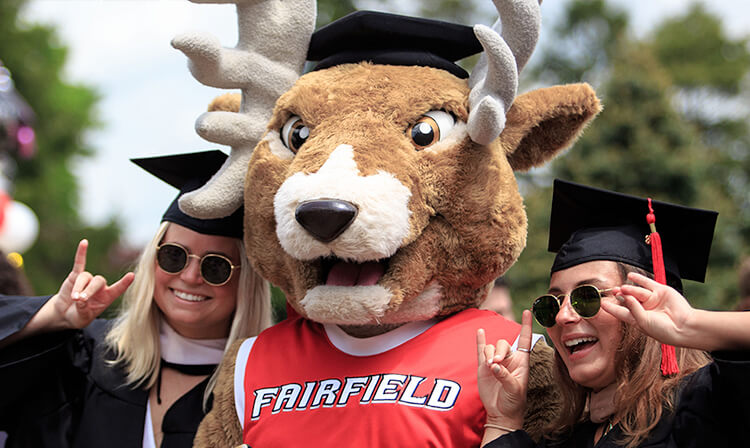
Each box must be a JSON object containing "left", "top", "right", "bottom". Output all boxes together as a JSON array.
[
  {"left": 0, "top": 151, "right": 272, "bottom": 447},
  {"left": 477, "top": 180, "right": 750, "bottom": 448}
]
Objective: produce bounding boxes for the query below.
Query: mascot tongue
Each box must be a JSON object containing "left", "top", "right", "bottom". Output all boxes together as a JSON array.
[{"left": 326, "top": 260, "right": 385, "bottom": 286}]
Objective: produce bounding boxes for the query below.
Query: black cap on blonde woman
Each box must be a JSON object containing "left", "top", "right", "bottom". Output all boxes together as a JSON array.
[
  {"left": 548, "top": 179, "right": 718, "bottom": 292},
  {"left": 131, "top": 150, "right": 244, "bottom": 239}
]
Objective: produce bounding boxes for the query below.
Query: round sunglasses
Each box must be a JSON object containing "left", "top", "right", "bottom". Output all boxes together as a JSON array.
[
  {"left": 531, "top": 285, "right": 616, "bottom": 328},
  {"left": 156, "top": 242, "right": 240, "bottom": 287}
]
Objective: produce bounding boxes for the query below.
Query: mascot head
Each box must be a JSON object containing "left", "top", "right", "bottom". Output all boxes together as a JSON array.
[{"left": 175, "top": 0, "right": 601, "bottom": 333}]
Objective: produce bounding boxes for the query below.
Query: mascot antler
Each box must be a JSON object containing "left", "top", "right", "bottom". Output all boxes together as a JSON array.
[
  {"left": 172, "top": 0, "right": 316, "bottom": 218},
  {"left": 468, "top": 0, "right": 542, "bottom": 145}
]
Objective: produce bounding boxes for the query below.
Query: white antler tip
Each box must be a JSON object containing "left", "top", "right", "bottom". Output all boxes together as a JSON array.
[{"left": 468, "top": 97, "right": 506, "bottom": 145}]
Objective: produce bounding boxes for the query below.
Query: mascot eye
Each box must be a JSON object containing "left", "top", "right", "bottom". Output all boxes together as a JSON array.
[
  {"left": 408, "top": 111, "right": 455, "bottom": 150},
  {"left": 281, "top": 115, "right": 310, "bottom": 153}
]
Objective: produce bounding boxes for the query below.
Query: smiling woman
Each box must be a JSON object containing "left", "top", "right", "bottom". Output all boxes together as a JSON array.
[
  {"left": 478, "top": 180, "right": 750, "bottom": 448},
  {"left": 0, "top": 150, "right": 272, "bottom": 448}
]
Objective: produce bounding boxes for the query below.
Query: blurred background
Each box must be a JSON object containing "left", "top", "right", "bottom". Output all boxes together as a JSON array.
[{"left": 2, "top": 0, "right": 749, "bottom": 319}]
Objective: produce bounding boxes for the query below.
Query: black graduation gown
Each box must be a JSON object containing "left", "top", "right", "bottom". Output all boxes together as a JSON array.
[
  {"left": 0, "top": 295, "right": 213, "bottom": 448},
  {"left": 485, "top": 351, "right": 750, "bottom": 448}
]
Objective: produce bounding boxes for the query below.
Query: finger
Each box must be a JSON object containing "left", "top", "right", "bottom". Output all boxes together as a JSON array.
[
  {"left": 71, "top": 239, "right": 89, "bottom": 275},
  {"left": 616, "top": 294, "right": 649, "bottom": 325},
  {"left": 493, "top": 339, "right": 513, "bottom": 363},
  {"left": 107, "top": 272, "right": 134, "bottom": 300},
  {"left": 489, "top": 363, "right": 521, "bottom": 394},
  {"left": 484, "top": 343, "right": 497, "bottom": 367},
  {"left": 80, "top": 275, "right": 108, "bottom": 303},
  {"left": 619, "top": 284, "right": 653, "bottom": 303},
  {"left": 477, "top": 329, "right": 487, "bottom": 365},
  {"left": 517, "top": 310, "right": 533, "bottom": 354},
  {"left": 627, "top": 272, "right": 661, "bottom": 290},
  {"left": 600, "top": 300, "right": 637, "bottom": 325},
  {"left": 71, "top": 272, "right": 93, "bottom": 301}
]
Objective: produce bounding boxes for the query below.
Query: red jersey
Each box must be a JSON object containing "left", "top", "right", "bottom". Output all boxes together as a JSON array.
[{"left": 236, "top": 309, "right": 520, "bottom": 447}]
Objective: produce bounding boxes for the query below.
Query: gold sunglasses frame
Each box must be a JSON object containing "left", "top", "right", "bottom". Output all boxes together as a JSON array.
[
  {"left": 531, "top": 284, "right": 617, "bottom": 327},
  {"left": 156, "top": 242, "right": 241, "bottom": 286}
]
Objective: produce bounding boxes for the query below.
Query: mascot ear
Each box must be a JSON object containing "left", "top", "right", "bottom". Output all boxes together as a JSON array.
[{"left": 502, "top": 83, "right": 601, "bottom": 172}]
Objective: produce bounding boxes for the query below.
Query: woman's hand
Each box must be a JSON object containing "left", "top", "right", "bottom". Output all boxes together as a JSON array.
[
  {"left": 2, "top": 240, "right": 134, "bottom": 345},
  {"left": 477, "top": 310, "right": 532, "bottom": 444},
  {"left": 601, "top": 272, "right": 696, "bottom": 347},
  {"left": 602, "top": 272, "right": 750, "bottom": 351},
  {"left": 45, "top": 239, "right": 134, "bottom": 331}
]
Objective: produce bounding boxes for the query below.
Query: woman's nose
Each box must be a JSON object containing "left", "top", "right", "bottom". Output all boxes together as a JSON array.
[
  {"left": 555, "top": 295, "right": 580, "bottom": 325},
  {"left": 180, "top": 255, "right": 203, "bottom": 284}
]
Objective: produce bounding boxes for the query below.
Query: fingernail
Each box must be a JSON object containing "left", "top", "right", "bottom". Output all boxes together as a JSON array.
[
  {"left": 80, "top": 292, "right": 88, "bottom": 300},
  {"left": 71, "top": 292, "right": 79, "bottom": 300},
  {"left": 616, "top": 295, "right": 625, "bottom": 302}
]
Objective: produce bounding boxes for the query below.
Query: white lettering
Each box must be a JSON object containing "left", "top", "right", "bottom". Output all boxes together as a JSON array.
[
  {"left": 311, "top": 379, "right": 342, "bottom": 408},
  {"left": 251, "top": 387, "right": 279, "bottom": 420},
  {"left": 337, "top": 376, "right": 369, "bottom": 406},
  {"left": 273, "top": 383, "right": 302, "bottom": 413},
  {"left": 426, "top": 379, "right": 460, "bottom": 410},
  {"left": 361, "top": 374, "right": 380, "bottom": 403},
  {"left": 249, "top": 374, "right": 461, "bottom": 420},
  {"left": 372, "top": 374, "right": 407, "bottom": 403},
  {"left": 399, "top": 375, "right": 428, "bottom": 406},
  {"left": 296, "top": 381, "right": 317, "bottom": 410}
]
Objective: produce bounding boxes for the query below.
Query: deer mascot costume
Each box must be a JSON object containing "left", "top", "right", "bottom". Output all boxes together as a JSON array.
[{"left": 172, "top": 0, "right": 600, "bottom": 446}]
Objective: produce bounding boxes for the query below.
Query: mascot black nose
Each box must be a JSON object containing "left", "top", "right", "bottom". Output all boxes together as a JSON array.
[{"left": 295, "top": 199, "right": 358, "bottom": 243}]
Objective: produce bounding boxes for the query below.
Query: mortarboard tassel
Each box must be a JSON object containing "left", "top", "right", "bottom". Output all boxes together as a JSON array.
[{"left": 646, "top": 199, "right": 679, "bottom": 376}]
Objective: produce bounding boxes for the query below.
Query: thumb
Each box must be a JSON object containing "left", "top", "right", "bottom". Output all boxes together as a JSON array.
[{"left": 107, "top": 272, "right": 135, "bottom": 300}]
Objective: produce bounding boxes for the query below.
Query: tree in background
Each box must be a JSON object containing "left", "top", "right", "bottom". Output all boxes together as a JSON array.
[
  {"left": 651, "top": 4, "right": 750, "bottom": 273},
  {"left": 1, "top": 0, "right": 127, "bottom": 301},
  {"left": 506, "top": 0, "right": 750, "bottom": 313}
]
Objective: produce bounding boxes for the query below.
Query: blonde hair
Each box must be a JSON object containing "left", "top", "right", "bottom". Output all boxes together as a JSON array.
[
  {"left": 105, "top": 221, "right": 272, "bottom": 402},
  {"left": 548, "top": 263, "right": 711, "bottom": 447}
]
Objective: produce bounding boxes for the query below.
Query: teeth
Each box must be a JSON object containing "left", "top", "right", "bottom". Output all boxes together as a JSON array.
[
  {"left": 173, "top": 290, "right": 208, "bottom": 302},
  {"left": 565, "top": 337, "right": 598, "bottom": 347}
]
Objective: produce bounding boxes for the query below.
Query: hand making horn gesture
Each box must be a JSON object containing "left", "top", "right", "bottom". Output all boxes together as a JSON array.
[
  {"left": 51, "top": 239, "right": 134, "bottom": 330},
  {"left": 477, "top": 310, "right": 533, "bottom": 445}
]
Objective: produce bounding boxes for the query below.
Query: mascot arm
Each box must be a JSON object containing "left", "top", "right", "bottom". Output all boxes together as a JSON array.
[
  {"left": 194, "top": 339, "right": 244, "bottom": 448},
  {"left": 522, "top": 340, "right": 560, "bottom": 442}
]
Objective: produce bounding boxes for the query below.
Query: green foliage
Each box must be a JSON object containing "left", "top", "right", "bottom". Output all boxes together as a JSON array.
[
  {"left": 652, "top": 4, "right": 750, "bottom": 95},
  {"left": 1, "top": 0, "right": 127, "bottom": 295},
  {"left": 316, "top": 0, "right": 357, "bottom": 26},
  {"left": 651, "top": 5, "right": 750, "bottom": 272},
  {"left": 533, "top": 0, "right": 628, "bottom": 85}
]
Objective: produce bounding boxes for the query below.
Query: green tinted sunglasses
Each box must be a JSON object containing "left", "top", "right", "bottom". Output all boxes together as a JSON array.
[{"left": 531, "top": 285, "right": 616, "bottom": 328}]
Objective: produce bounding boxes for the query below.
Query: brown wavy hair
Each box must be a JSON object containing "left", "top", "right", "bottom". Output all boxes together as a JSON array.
[{"left": 547, "top": 262, "right": 711, "bottom": 447}]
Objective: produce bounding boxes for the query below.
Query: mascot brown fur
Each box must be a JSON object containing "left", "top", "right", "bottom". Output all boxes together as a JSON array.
[{"left": 176, "top": 2, "right": 601, "bottom": 446}]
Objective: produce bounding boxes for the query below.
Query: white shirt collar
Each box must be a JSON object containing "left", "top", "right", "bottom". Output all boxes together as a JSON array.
[
  {"left": 159, "top": 319, "right": 227, "bottom": 365},
  {"left": 323, "top": 319, "right": 438, "bottom": 357}
]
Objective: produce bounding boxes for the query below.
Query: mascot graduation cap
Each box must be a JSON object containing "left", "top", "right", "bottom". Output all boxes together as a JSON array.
[{"left": 172, "top": 1, "right": 601, "bottom": 446}]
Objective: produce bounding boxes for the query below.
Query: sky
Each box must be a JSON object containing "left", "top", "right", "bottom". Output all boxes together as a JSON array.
[{"left": 19, "top": 0, "right": 750, "bottom": 246}]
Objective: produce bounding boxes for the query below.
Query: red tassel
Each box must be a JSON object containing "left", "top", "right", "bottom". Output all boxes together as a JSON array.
[{"left": 646, "top": 199, "right": 679, "bottom": 376}]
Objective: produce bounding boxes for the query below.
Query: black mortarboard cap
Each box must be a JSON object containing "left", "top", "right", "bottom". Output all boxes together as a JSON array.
[
  {"left": 131, "top": 150, "right": 243, "bottom": 239},
  {"left": 549, "top": 179, "right": 718, "bottom": 291},
  {"left": 307, "top": 10, "right": 483, "bottom": 79}
]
